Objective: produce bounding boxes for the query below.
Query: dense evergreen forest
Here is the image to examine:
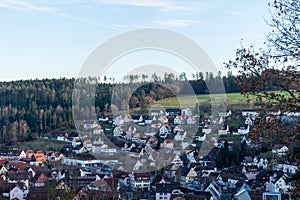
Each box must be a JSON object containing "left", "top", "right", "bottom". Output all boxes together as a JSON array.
[{"left": 0, "top": 72, "right": 239, "bottom": 146}]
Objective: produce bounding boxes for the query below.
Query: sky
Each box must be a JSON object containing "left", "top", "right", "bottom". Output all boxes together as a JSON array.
[{"left": 0, "top": 0, "right": 272, "bottom": 82}]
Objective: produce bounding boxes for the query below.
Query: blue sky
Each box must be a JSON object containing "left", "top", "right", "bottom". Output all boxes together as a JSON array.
[{"left": 0, "top": 0, "right": 271, "bottom": 81}]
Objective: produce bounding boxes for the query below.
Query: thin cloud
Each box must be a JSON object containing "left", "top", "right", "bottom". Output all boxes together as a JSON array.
[
  {"left": 0, "top": 0, "right": 55, "bottom": 12},
  {"left": 155, "top": 19, "right": 205, "bottom": 27},
  {"left": 0, "top": 0, "right": 112, "bottom": 27},
  {"left": 97, "top": 0, "right": 193, "bottom": 12}
]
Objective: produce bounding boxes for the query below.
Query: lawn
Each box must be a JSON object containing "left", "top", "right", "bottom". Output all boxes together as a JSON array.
[
  {"left": 155, "top": 92, "right": 250, "bottom": 108},
  {"left": 14, "top": 138, "right": 65, "bottom": 152}
]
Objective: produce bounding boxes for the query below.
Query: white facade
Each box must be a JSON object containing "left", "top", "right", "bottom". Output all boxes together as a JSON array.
[{"left": 10, "top": 186, "right": 23, "bottom": 200}]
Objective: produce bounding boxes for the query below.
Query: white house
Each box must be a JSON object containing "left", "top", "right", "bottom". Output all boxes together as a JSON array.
[
  {"left": 83, "top": 120, "right": 97, "bottom": 130},
  {"left": 218, "top": 125, "right": 230, "bottom": 135},
  {"left": 202, "top": 128, "right": 212, "bottom": 134},
  {"left": 158, "top": 116, "right": 168, "bottom": 124},
  {"left": 123, "top": 115, "right": 132, "bottom": 123},
  {"left": 174, "top": 131, "right": 186, "bottom": 141},
  {"left": 174, "top": 115, "right": 183, "bottom": 125},
  {"left": 272, "top": 144, "right": 289, "bottom": 157},
  {"left": 186, "top": 116, "right": 196, "bottom": 125},
  {"left": 113, "top": 126, "right": 123, "bottom": 137},
  {"left": 0, "top": 166, "right": 8, "bottom": 175},
  {"left": 18, "top": 150, "right": 26, "bottom": 160},
  {"left": 234, "top": 188, "right": 251, "bottom": 200},
  {"left": 245, "top": 117, "right": 253, "bottom": 126},
  {"left": 93, "top": 126, "right": 103, "bottom": 134},
  {"left": 131, "top": 173, "right": 151, "bottom": 191},
  {"left": 219, "top": 110, "right": 231, "bottom": 117},
  {"left": 195, "top": 134, "right": 206, "bottom": 142},
  {"left": 266, "top": 173, "right": 291, "bottom": 194},
  {"left": 242, "top": 166, "right": 259, "bottom": 180},
  {"left": 114, "top": 116, "right": 124, "bottom": 126},
  {"left": 238, "top": 124, "right": 250, "bottom": 135},
  {"left": 159, "top": 125, "right": 170, "bottom": 136},
  {"left": 273, "top": 163, "right": 297, "bottom": 174},
  {"left": 242, "top": 109, "right": 258, "bottom": 118},
  {"left": 10, "top": 185, "right": 23, "bottom": 200},
  {"left": 171, "top": 155, "right": 183, "bottom": 167},
  {"left": 181, "top": 108, "right": 193, "bottom": 116}
]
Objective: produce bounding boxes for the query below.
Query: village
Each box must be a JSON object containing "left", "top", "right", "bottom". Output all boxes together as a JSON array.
[{"left": 0, "top": 107, "right": 298, "bottom": 200}]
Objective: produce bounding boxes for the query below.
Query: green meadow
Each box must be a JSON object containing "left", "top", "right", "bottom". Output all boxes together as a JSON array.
[{"left": 155, "top": 92, "right": 250, "bottom": 108}]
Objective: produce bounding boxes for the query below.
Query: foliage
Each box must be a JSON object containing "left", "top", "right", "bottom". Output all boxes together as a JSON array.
[
  {"left": 226, "top": 0, "right": 300, "bottom": 197},
  {"left": 0, "top": 73, "right": 240, "bottom": 146}
]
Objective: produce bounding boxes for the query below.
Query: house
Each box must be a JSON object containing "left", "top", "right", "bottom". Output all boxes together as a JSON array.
[
  {"left": 244, "top": 117, "right": 253, "bottom": 126},
  {"left": 242, "top": 109, "right": 258, "bottom": 118},
  {"left": 242, "top": 156, "right": 254, "bottom": 166},
  {"left": 131, "top": 173, "right": 151, "bottom": 191},
  {"left": 18, "top": 150, "right": 26, "bottom": 160},
  {"left": 144, "top": 116, "right": 152, "bottom": 124},
  {"left": 159, "top": 125, "right": 171, "bottom": 137},
  {"left": 9, "top": 185, "right": 24, "bottom": 200},
  {"left": 195, "top": 133, "right": 206, "bottom": 142},
  {"left": 123, "top": 115, "right": 132, "bottom": 124},
  {"left": 206, "top": 180, "right": 222, "bottom": 200},
  {"left": 113, "top": 126, "right": 123, "bottom": 137},
  {"left": 186, "top": 116, "right": 196, "bottom": 125},
  {"left": 166, "top": 108, "right": 181, "bottom": 117},
  {"left": 114, "top": 116, "right": 124, "bottom": 126},
  {"left": 218, "top": 125, "right": 229, "bottom": 135},
  {"left": 266, "top": 171, "right": 290, "bottom": 193},
  {"left": 181, "top": 108, "right": 193, "bottom": 116},
  {"left": 0, "top": 165, "right": 8, "bottom": 175},
  {"left": 171, "top": 155, "right": 183, "bottom": 167},
  {"left": 174, "top": 115, "right": 183, "bottom": 125},
  {"left": 26, "top": 187, "right": 49, "bottom": 200},
  {"left": 0, "top": 149, "right": 23, "bottom": 160},
  {"left": 132, "top": 115, "right": 143, "bottom": 124},
  {"left": 164, "top": 164, "right": 180, "bottom": 181},
  {"left": 158, "top": 116, "right": 168, "bottom": 124},
  {"left": 133, "top": 160, "right": 143, "bottom": 171},
  {"left": 238, "top": 124, "right": 250, "bottom": 135},
  {"left": 272, "top": 144, "right": 289, "bottom": 157},
  {"left": 93, "top": 125, "right": 103, "bottom": 134},
  {"left": 34, "top": 150, "right": 46, "bottom": 163},
  {"left": 150, "top": 110, "right": 162, "bottom": 117},
  {"left": 33, "top": 172, "right": 48, "bottom": 188},
  {"left": 83, "top": 120, "right": 98, "bottom": 130},
  {"left": 177, "top": 166, "right": 197, "bottom": 189},
  {"left": 88, "top": 178, "right": 111, "bottom": 192},
  {"left": 174, "top": 131, "right": 186, "bottom": 141},
  {"left": 262, "top": 192, "right": 282, "bottom": 200},
  {"left": 162, "top": 139, "right": 174, "bottom": 149},
  {"left": 202, "top": 127, "right": 212, "bottom": 134},
  {"left": 155, "top": 183, "right": 178, "bottom": 200},
  {"left": 219, "top": 110, "right": 231, "bottom": 117},
  {"left": 242, "top": 166, "right": 259, "bottom": 180},
  {"left": 234, "top": 188, "right": 251, "bottom": 200},
  {"left": 273, "top": 163, "right": 297, "bottom": 174}
]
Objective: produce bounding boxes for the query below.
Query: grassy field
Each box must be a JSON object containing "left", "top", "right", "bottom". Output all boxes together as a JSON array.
[
  {"left": 13, "top": 138, "right": 65, "bottom": 152},
  {"left": 155, "top": 92, "right": 250, "bottom": 108}
]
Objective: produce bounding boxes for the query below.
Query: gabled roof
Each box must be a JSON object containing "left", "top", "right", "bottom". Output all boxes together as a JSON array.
[
  {"left": 181, "top": 166, "right": 192, "bottom": 176},
  {"left": 7, "top": 171, "right": 29, "bottom": 181},
  {"left": 7, "top": 161, "right": 29, "bottom": 171},
  {"left": 155, "top": 183, "right": 174, "bottom": 193},
  {"left": 271, "top": 171, "right": 284, "bottom": 183},
  {"left": 0, "top": 149, "right": 21, "bottom": 156},
  {"left": 243, "top": 156, "right": 253, "bottom": 163},
  {"left": 133, "top": 172, "right": 150, "bottom": 180},
  {"left": 92, "top": 179, "right": 111, "bottom": 192}
]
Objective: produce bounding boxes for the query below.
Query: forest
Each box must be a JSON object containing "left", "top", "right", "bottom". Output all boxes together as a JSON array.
[{"left": 0, "top": 71, "right": 239, "bottom": 146}]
